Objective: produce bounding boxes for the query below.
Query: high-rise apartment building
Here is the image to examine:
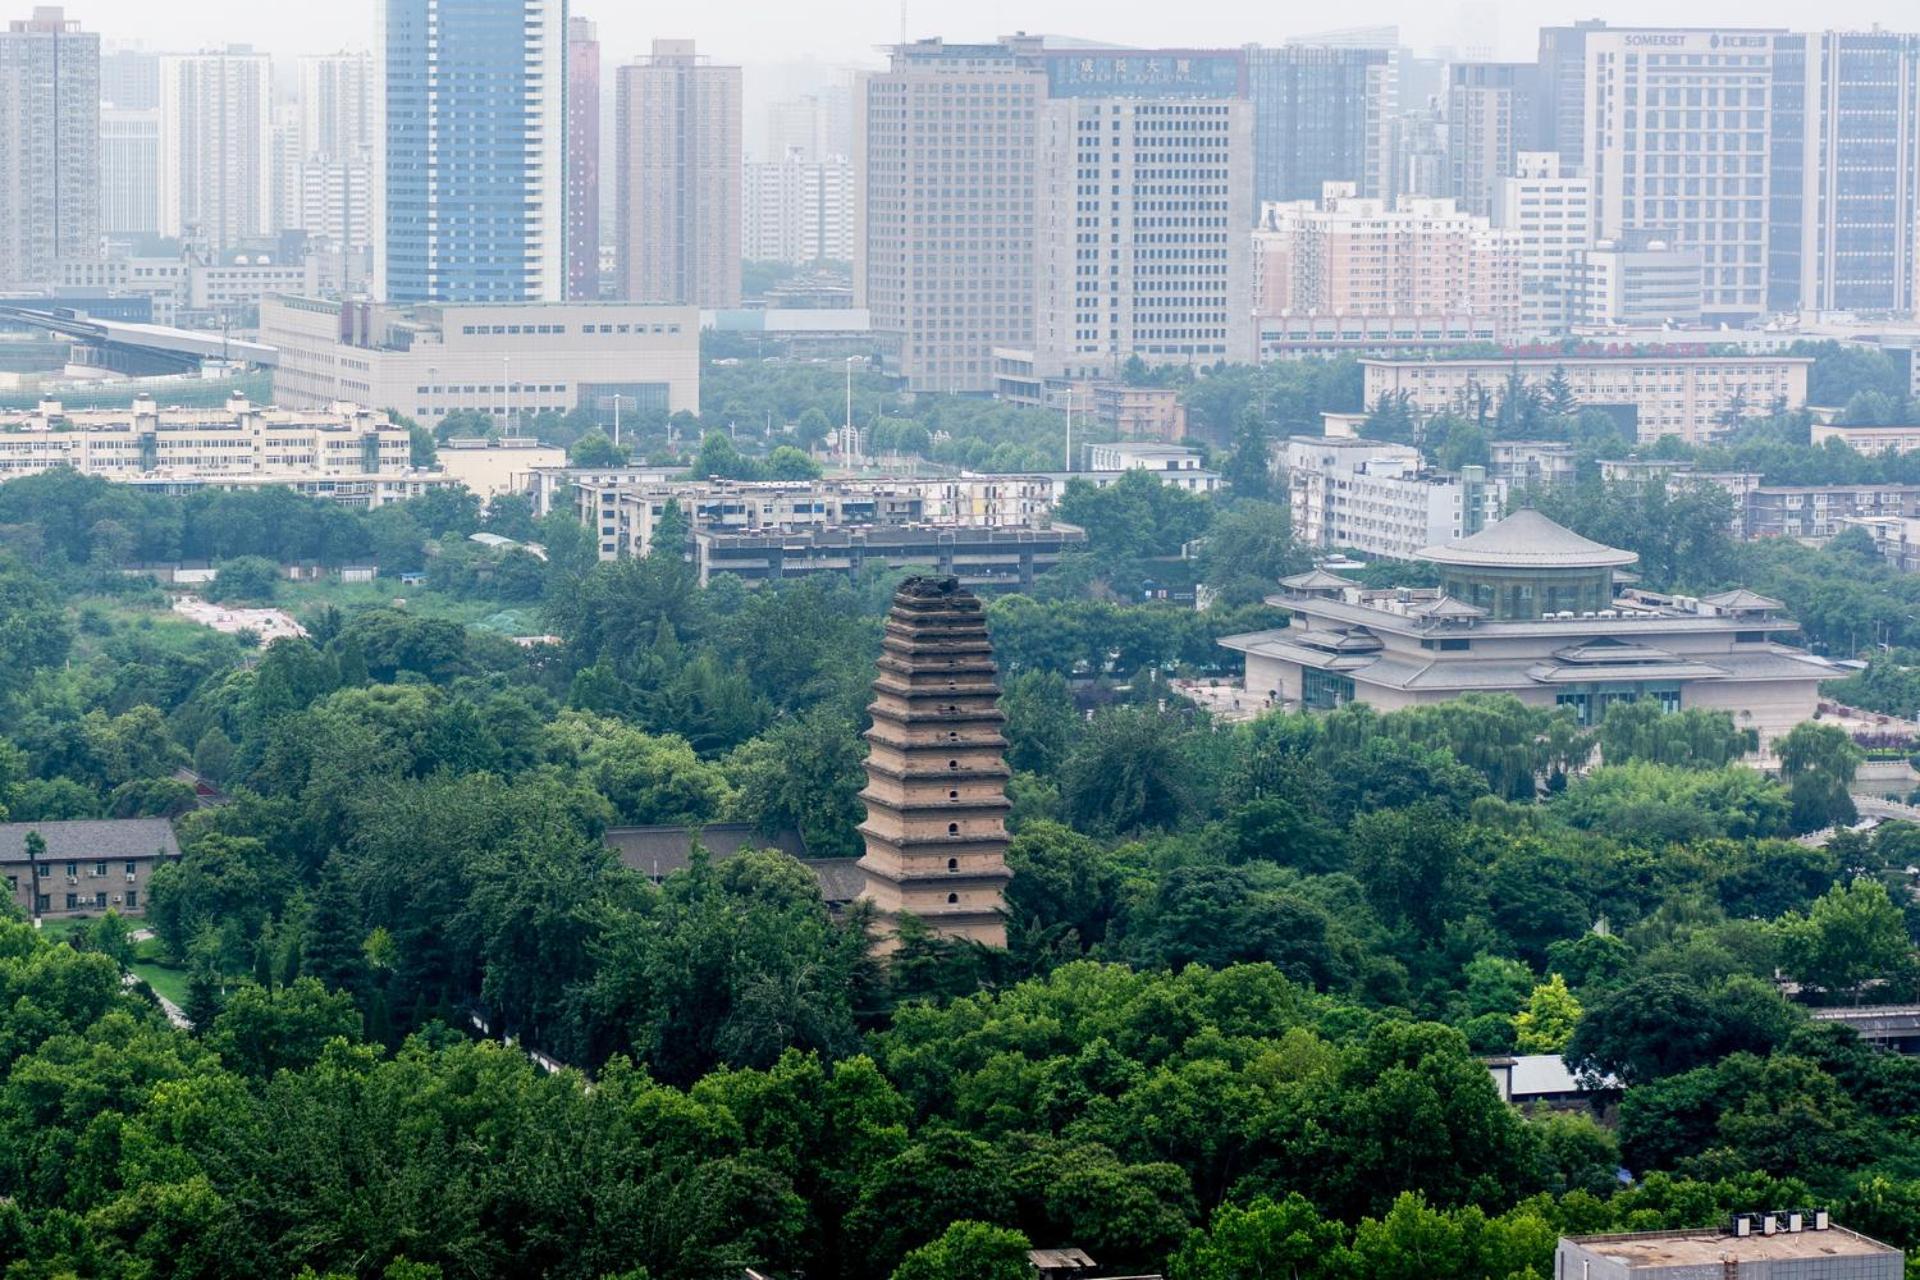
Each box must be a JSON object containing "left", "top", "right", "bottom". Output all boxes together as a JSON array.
[
  {"left": 285, "top": 52, "right": 373, "bottom": 252},
  {"left": 298, "top": 51, "right": 372, "bottom": 161},
  {"left": 566, "top": 18, "right": 599, "bottom": 301},
  {"left": 375, "top": 0, "right": 566, "bottom": 304},
  {"left": 615, "top": 39, "right": 741, "bottom": 308},
  {"left": 1033, "top": 55, "right": 1256, "bottom": 378},
  {"left": 1768, "top": 31, "right": 1920, "bottom": 314},
  {"left": 1447, "top": 62, "right": 1538, "bottom": 218},
  {"left": 99, "top": 44, "right": 156, "bottom": 110},
  {"left": 100, "top": 106, "right": 159, "bottom": 235},
  {"left": 858, "top": 39, "right": 1045, "bottom": 394},
  {"left": 0, "top": 6, "right": 98, "bottom": 289},
  {"left": 1495, "top": 151, "right": 1592, "bottom": 338},
  {"left": 1585, "top": 28, "right": 1784, "bottom": 320},
  {"left": 767, "top": 93, "right": 830, "bottom": 162},
  {"left": 1245, "top": 44, "right": 1393, "bottom": 207},
  {"left": 1536, "top": 21, "right": 1607, "bottom": 162},
  {"left": 742, "top": 153, "right": 853, "bottom": 265},
  {"left": 1254, "top": 187, "right": 1520, "bottom": 339},
  {"left": 158, "top": 47, "right": 272, "bottom": 249}
]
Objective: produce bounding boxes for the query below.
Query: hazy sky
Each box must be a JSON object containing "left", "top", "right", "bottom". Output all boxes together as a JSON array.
[{"left": 78, "top": 0, "right": 1910, "bottom": 65}]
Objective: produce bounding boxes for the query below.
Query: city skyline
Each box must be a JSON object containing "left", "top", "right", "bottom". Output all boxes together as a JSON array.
[{"left": 70, "top": 0, "right": 1920, "bottom": 66}]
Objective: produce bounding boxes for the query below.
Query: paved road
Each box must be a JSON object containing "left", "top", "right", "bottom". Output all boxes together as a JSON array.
[{"left": 123, "top": 972, "right": 190, "bottom": 1030}]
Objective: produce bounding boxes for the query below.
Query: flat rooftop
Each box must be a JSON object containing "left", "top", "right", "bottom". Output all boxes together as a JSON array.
[{"left": 1569, "top": 1226, "right": 1896, "bottom": 1266}]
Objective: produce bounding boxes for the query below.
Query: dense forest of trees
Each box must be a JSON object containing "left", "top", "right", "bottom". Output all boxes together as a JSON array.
[{"left": 8, "top": 340, "right": 1920, "bottom": 1278}]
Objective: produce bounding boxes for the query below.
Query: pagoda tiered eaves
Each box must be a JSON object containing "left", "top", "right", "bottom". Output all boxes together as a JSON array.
[{"left": 856, "top": 575, "right": 1014, "bottom": 949}]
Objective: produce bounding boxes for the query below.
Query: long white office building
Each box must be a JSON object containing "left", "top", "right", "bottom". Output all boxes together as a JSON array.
[
  {"left": 0, "top": 394, "right": 408, "bottom": 477},
  {"left": 0, "top": 393, "right": 454, "bottom": 507},
  {"left": 1361, "top": 350, "right": 1813, "bottom": 444},
  {"left": 263, "top": 296, "right": 700, "bottom": 428},
  {"left": 1283, "top": 435, "right": 1502, "bottom": 561}
]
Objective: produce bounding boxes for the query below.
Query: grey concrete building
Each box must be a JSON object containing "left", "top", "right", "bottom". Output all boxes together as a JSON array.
[
  {"left": 1033, "top": 54, "right": 1255, "bottom": 378},
  {"left": 615, "top": 40, "right": 741, "bottom": 308},
  {"left": 1447, "top": 62, "right": 1538, "bottom": 219},
  {"left": 1577, "top": 231, "right": 1705, "bottom": 328},
  {"left": 1535, "top": 20, "right": 1608, "bottom": 162},
  {"left": 856, "top": 39, "right": 1046, "bottom": 393},
  {"left": 1742, "top": 483, "right": 1920, "bottom": 541}
]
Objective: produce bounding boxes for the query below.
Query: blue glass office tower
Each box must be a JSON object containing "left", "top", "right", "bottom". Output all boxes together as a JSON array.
[
  {"left": 1769, "top": 32, "right": 1920, "bottom": 315},
  {"left": 1245, "top": 45, "right": 1390, "bottom": 210},
  {"left": 376, "top": 0, "right": 566, "bottom": 303}
]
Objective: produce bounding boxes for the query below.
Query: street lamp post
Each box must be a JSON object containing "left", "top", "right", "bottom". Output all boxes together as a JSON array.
[
  {"left": 1064, "top": 387, "right": 1074, "bottom": 474},
  {"left": 844, "top": 355, "right": 855, "bottom": 467}
]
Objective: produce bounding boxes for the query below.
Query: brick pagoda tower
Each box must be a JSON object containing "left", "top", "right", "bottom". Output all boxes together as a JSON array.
[{"left": 857, "top": 576, "right": 1013, "bottom": 947}]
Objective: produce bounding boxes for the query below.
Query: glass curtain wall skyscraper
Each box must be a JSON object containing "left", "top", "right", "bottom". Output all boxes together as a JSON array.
[
  {"left": 1245, "top": 45, "right": 1390, "bottom": 210},
  {"left": 1769, "top": 31, "right": 1920, "bottom": 314},
  {"left": 376, "top": 0, "right": 566, "bottom": 303}
]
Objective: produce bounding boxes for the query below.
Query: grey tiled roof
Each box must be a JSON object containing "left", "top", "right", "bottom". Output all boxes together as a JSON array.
[
  {"left": 606, "top": 823, "right": 807, "bottom": 880},
  {"left": 0, "top": 819, "right": 180, "bottom": 865},
  {"left": 603, "top": 825, "right": 866, "bottom": 903},
  {"left": 807, "top": 858, "right": 867, "bottom": 904}
]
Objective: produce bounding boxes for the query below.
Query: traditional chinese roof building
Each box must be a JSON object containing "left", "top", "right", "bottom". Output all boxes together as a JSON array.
[{"left": 1220, "top": 510, "right": 1836, "bottom": 748}]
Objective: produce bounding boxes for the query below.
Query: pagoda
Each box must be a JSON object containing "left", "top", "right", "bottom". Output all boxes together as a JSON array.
[{"left": 856, "top": 576, "right": 1012, "bottom": 948}]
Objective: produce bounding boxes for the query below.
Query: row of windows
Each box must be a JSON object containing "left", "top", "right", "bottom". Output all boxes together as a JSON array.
[
  {"left": 456, "top": 322, "right": 682, "bottom": 336},
  {"left": 22, "top": 860, "right": 142, "bottom": 878},
  {"left": 23, "top": 891, "right": 137, "bottom": 911}
]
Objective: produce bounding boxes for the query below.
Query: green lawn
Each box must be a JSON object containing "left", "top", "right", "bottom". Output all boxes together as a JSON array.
[
  {"left": 270, "top": 579, "right": 531, "bottom": 630},
  {"left": 34, "top": 917, "right": 91, "bottom": 943},
  {"left": 129, "top": 960, "right": 190, "bottom": 1008}
]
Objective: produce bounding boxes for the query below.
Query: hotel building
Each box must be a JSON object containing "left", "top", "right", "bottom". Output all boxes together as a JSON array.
[{"left": 1583, "top": 28, "right": 1784, "bottom": 321}]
